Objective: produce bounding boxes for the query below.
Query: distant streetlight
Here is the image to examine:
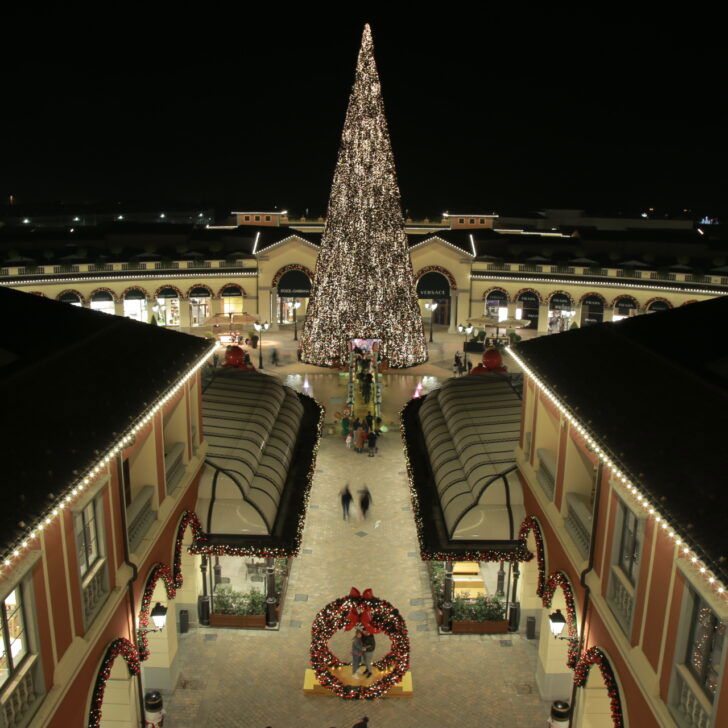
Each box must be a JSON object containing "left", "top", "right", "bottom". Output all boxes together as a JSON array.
[
  {"left": 457, "top": 323, "right": 475, "bottom": 346},
  {"left": 292, "top": 300, "right": 302, "bottom": 340},
  {"left": 253, "top": 321, "right": 270, "bottom": 369},
  {"left": 424, "top": 302, "right": 438, "bottom": 342}
]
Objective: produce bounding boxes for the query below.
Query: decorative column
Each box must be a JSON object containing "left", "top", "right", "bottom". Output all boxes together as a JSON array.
[
  {"left": 265, "top": 557, "right": 277, "bottom": 627},
  {"left": 448, "top": 292, "right": 458, "bottom": 333},
  {"left": 441, "top": 561, "right": 454, "bottom": 632},
  {"left": 603, "top": 308, "right": 614, "bottom": 323},
  {"left": 496, "top": 562, "right": 506, "bottom": 597},
  {"left": 114, "top": 300, "right": 124, "bottom": 318},
  {"left": 537, "top": 302, "right": 550, "bottom": 333},
  {"left": 178, "top": 298, "right": 191, "bottom": 330}
]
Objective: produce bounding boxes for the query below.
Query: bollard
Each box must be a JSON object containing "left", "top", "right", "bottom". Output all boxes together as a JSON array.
[
  {"left": 548, "top": 700, "right": 570, "bottom": 726},
  {"left": 144, "top": 691, "right": 166, "bottom": 728}
]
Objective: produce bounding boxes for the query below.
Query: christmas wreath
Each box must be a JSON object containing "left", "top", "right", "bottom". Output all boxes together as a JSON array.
[{"left": 309, "top": 587, "right": 410, "bottom": 699}]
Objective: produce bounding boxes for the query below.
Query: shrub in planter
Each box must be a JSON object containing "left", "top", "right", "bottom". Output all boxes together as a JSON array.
[
  {"left": 429, "top": 561, "right": 445, "bottom": 604},
  {"left": 452, "top": 594, "right": 506, "bottom": 622}
]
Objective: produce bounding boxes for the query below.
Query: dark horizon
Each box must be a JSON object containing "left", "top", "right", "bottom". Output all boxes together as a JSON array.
[{"left": 2, "top": 14, "right": 725, "bottom": 219}]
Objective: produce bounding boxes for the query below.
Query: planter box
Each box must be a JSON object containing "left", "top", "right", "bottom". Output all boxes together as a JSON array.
[
  {"left": 451, "top": 619, "right": 509, "bottom": 634},
  {"left": 464, "top": 341, "right": 484, "bottom": 353},
  {"left": 209, "top": 613, "right": 266, "bottom": 629}
]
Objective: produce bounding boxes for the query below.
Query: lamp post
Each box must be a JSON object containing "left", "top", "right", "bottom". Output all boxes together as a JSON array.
[
  {"left": 292, "top": 300, "right": 301, "bottom": 340},
  {"left": 150, "top": 602, "right": 168, "bottom": 631},
  {"left": 548, "top": 608, "right": 567, "bottom": 639},
  {"left": 424, "top": 301, "right": 438, "bottom": 343},
  {"left": 457, "top": 323, "right": 475, "bottom": 347},
  {"left": 253, "top": 321, "right": 269, "bottom": 370}
]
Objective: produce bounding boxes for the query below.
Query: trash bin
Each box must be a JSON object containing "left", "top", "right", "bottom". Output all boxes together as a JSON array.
[
  {"left": 144, "top": 691, "right": 165, "bottom": 728},
  {"left": 526, "top": 615, "right": 536, "bottom": 639},
  {"left": 179, "top": 608, "right": 189, "bottom": 634},
  {"left": 549, "top": 700, "right": 570, "bottom": 726}
]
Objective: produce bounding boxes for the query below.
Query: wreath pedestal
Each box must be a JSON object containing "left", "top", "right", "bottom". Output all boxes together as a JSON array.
[
  {"left": 307, "top": 588, "right": 411, "bottom": 700},
  {"left": 303, "top": 668, "right": 413, "bottom": 698}
]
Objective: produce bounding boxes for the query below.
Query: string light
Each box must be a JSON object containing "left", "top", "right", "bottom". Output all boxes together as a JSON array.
[
  {"left": 299, "top": 24, "right": 427, "bottom": 369},
  {"left": 1, "top": 270, "right": 257, "bottom": 289},
  {"left": 507, "top": 346, "right": 727, "bottom": 600},
  {"left": 0, "top": 344, "right": 214, "bottom": 575}
]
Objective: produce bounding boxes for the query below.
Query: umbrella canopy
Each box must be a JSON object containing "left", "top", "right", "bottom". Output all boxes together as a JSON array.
[
  {"left": 204, "top": 312, "right": 259, "bottom": 326},
  {"left": 466, "top": 315, "right": 499, "bottom": 327},
  {"left": 499, "top": 317, "right": 530, "bottom": 329}
]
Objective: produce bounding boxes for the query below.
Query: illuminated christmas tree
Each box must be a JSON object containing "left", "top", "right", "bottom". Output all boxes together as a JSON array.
[{"left": 300, "top": 24, "right": 427, "bottom": 368}]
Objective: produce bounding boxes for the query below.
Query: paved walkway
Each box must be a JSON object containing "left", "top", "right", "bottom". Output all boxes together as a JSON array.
[{"left": 164, "top": 362, "right": 548, "bottom": 728}]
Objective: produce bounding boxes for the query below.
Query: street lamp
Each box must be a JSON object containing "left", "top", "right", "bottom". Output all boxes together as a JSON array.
[
  {"left": 424, "top": 302, "right": 438, "bottom": 343},
  {"left": 141, "top": 602, "right": 168, "bottom": 634},
  {"left": 292, "top": 300, "right": 302, "bottom": 340},
  {"left": 457, "top": 323, "right": 475, "bottom": 347},
  {"left": 548, "top": 609, "right": 567, "bottom": 639},
  {"left": 253, "top": 321, "right": 270, "bottom": 370}
]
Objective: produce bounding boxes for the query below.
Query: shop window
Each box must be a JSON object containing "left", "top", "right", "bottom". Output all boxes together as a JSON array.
[
  {"left": 458, "top": 218, "right": 464, "bottom": 224},
  {"left": 0, "top": 572, "right": 43, "bottom": 727},
  {"left": 74, "top": 490, "right": 109, "bottom": 628},
  {"left": 244, "top": 215, "right": 250, "bottom": 221},
  {"left": 607, "top": 498, "right": 645, "bottom": 635},
  {"left": 254, "top": 215, "right": 260, "bottom": 222},
  {"left": 670, "top": 588, "right": 726, "bottom": 727},
  {"left": 686, "top": 594, "right": 724, "bottom": 700},
  {"left": 479, "top": 218, "right": 485, "bottom": 224},
  {"left": 123, "top": 291, "right": 148, "bottom": 322},
  {"left": 265, "top": 215, "right": 271, "bottom": 221},
  {"left": 90, "top": 291, "right": 115, "bottom": 315}
]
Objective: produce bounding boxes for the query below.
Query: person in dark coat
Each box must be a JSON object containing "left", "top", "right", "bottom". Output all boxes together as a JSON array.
[
  {"left": 351, "top": 718, "right": 369, "bottom": 728},
  {"left": 365, "top": 411, "right": 373, "bottom": 430},
  {"left": 340, "top": 485, "right": 353, "bottom": 520},
  {"left": 359, "top": 486, "right": 372, "bottom": 518},
  {"left": 366, "top": 430, "right": 378, "bottom": 457}
]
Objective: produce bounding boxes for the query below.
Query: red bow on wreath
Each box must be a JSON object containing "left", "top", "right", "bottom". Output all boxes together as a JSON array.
[{"left": 344, "top": 587, "right": 380, "bottom": 633}]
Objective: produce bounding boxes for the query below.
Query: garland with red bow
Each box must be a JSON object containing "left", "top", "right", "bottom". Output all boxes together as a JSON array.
[{"left": 310, "top": 588, "right": 410, "bottom": 699}]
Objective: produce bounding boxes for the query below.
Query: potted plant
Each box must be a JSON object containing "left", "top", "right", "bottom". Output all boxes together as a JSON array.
[
  {"left": 210, "top": 585, "right": 267, "bottom": 628},
  {"left": 451, "top": 594, "right": 509, "bottom": 634}
]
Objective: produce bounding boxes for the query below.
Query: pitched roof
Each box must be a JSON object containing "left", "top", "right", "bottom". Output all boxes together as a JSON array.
[
  {"left": 0, "top": 287, "right": 211, "bottom": 551},
  {"left": 514, "top": 297, "right": 728, "bottom": 583}
]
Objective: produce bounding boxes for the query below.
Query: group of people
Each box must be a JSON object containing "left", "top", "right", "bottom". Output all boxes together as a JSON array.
[
  {"left": 340, "top": 485, "right": 372, "bottom": 520},
  {"left": 452, "top": 351, "right": 471, "bottom": 376},
  {"left": 353, "top": 347, "right": 375, "bottom": 403},
  {"left": 341, "top": 412, "right": 381, "bottom": 456},
  {"left": 351, "top": 627, "right": 376, "bottom": 679}
]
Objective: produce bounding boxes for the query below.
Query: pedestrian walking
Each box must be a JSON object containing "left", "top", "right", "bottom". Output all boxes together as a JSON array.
[
  {"left": 270, "top": 348, "right": 279, "bottom": 366},
  {"left": 360, "top": 628, "right": 375, "bottom": 677},
  {"left": 342, "top": 415, "right": 351, "bottom": 439},
  {"left": 359, "top": 486, "right": 372, "bottom": 518},
  {"left": 365, "top": 411, "right": 373, "bottom": 430},
  {"left": 351, "top": 629, "right": 365, "bottom": 678},
  {"left": 351, "top": 718, "right": 369, "bottom": 728},
  {"left": 453, "top": 351, "right": 462, "bottom": 376},
  {"left": 366, "top": 430, "right": 378, "bottom": 457},
  {"left": 340, "top": 485, "right": 353, "bottom": 520},
  {"left": 356, "top": 427, "right": 367, "bottom": 454}
]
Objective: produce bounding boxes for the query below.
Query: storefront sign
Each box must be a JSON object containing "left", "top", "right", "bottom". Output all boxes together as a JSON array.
[
  {"left": 278, "top": 269, "right": 311, "bottom": 298},
  {"left": 614, "top": 296, "right": 637, "bottom": 314},
  {"left": 647, "top": 300, "right": 670, "bottom": 312},
  {"left": 582, "top": 295, "right": 604, "bottom": 308},
  {"left": 550, "top": 293, "right": 572, "bottom": 311},
  {"left": 417, "top": 272, "right": 450, "bottom": 299},
  {"left": 518, "top": 292, "right": 539, "bottom": 306}
]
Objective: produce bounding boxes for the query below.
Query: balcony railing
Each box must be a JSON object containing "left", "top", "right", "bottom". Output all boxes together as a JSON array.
[
  {"left": 607, "top": 566, "right": 635, "bottom": 634},
  {"left": 1, "top": 660, "right": 38, "bottom": 727},
  {"left": 82, "top": 559, "right": 109, "bottom": 624},
  {"left": 126, "top": 484, "right": 156, "bottom": 553},
  {"left": 535, "top": 448, "right": 556, "bottom": 500},
  {"left": 564, "top": 491, "right": 593, "bottom": 559},
  {"left": 165, "top": 441, "right": 186, "bottom": 494},
  {"left": 673, "top": 666, "right": 712, "bottom": 728}
]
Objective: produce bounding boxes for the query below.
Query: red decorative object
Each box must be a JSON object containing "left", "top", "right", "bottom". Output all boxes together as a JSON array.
[
  {"left": 573, "top": 647, "right": 625, "bottom": 728},
  {"left": 310, "top": 592, "right": 409, "bottom": 699},
  {"left": 517, "top": 515, "right": 545, "bottom": 597},
  {"left": 542, "top": 571, "right": 580, "bottom": 668},
  {"left": 223, "top": 345, "right": 255, "bottom": 370},
  {"left": 470, "top": 347, "right": 507, "bottom": 375},
  {"left": 87, "top": 638, "right": 140, "bottom": 728}
]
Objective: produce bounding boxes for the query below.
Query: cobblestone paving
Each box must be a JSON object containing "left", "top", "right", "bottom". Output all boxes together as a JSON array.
[{"left": 164, "top": 368, "right": 548, "bottom": 728}]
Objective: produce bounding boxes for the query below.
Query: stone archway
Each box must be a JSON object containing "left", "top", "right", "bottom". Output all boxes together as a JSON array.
[
  {"left": 573, "top": 647, "right": 626, "bottom": 728},
  {"left": 517, "top": 516, "right": 547, "bottom": 620},
  {"left": 87, "top": 638, "right": 140, "bottom": 728},
  {"left": 536, "top": 571, "right": 580, "bottom": 701}
]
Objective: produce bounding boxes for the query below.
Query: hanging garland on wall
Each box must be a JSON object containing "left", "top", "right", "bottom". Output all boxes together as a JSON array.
[
  {"left": 87, "top": 638, "right": 140, "bottom": 728},
  {"left": 573, "top": 647, "right": 625, "bottom": 728},
  {"left": 542, "top": 571, "right": 580, "bottom": 669},
  {"left": 518, "top": 515, "right": 546, "bottom": 597},
  {"left": 172, "top": 509, "right": 204, "bottom": 588},
  {"left": 310, "top": 588, "right": 410, "bottom": 699},
  {"left": 137, "top": 562, "right": 176, "bottom": 661}
]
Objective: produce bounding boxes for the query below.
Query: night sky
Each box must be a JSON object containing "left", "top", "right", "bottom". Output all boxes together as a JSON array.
[{"left": 1, "top": 11, "right": 725, "bottom": 218}]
